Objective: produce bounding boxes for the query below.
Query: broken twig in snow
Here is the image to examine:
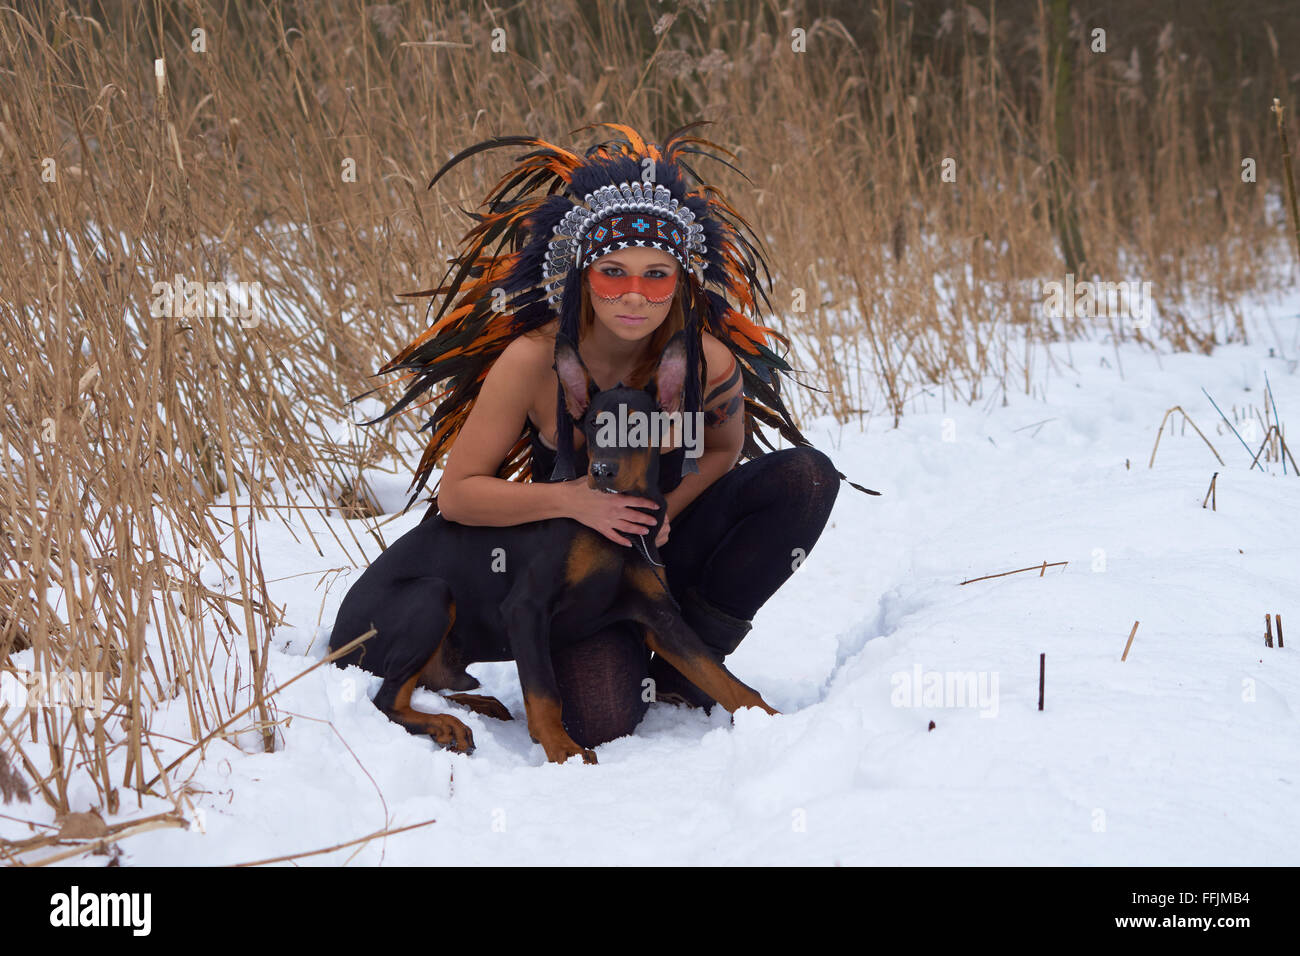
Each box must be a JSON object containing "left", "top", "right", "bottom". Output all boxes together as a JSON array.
[
  {"left": 1121, "top": 621, "right": 1140, "bottom": 661},
  {"left": 960, "top": 561, "right": 1067, "bottom": 585}
]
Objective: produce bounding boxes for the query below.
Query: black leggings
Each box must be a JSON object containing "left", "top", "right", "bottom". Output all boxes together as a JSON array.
[{"left": 551, "top": 446, "right": 841, "bottom": 747}]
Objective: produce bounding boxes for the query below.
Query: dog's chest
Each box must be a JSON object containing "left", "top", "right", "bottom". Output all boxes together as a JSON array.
[{"left": 546, "top": 560, "right": 647, "bottom": 645}]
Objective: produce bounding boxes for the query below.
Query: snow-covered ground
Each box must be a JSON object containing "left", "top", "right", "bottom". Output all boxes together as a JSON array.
[{"left": 7, "top": 290, "right": 1300, "bottom": 865}]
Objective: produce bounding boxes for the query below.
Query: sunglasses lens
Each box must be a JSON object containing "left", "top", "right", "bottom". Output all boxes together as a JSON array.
[{"left": 588, "top": 269, "right": 676, "bottom": 302}]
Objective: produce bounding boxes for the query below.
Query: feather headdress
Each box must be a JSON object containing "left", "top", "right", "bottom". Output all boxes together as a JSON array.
[{"left": 363, "top": 121, "right": 875, "bottom": 513}]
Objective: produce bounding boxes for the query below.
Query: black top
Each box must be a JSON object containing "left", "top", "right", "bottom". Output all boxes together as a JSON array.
[{"left": 526, "top": 419, "right": 686, "bottom": 494}]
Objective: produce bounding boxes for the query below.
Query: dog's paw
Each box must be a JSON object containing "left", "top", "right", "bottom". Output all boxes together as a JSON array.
[
  {"left": 444, "top": 692, "right": 513, "bottom": 721},
  {"left": 541, "top": 736, "right": 598, "bottom": 765},
  {"left": 424, "top": 714, "right": 476, "bottom": 754},
  {"left": 726, "top": 700, "right": 781, "bottom": 723}
]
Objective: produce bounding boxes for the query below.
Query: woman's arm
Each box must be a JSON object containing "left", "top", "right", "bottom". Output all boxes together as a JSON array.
[
  {"left": 435, "top": 336, "right": 567, "bottom": 526},
  {"left": 436, "top": 336, "right": 662, "bottom": 545},
  {"left": 662, "top": 337, "right": 745, "bottom": 522}
]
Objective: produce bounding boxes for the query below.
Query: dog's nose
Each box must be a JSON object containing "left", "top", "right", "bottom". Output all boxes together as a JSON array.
[{"left": 590, "top": 460, "right": 618, "bottom": 479}]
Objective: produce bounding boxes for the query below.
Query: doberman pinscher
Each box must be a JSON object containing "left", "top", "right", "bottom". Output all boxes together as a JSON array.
[{"left": 328, "top": 329, "right": 779, "bottom": 764}]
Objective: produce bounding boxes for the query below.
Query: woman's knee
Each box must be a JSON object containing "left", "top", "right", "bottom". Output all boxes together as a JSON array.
[
  {"left": 551, "top": 624, "right": 650, "bottom": 748},
  {"left": 759, "top": 446, "right": 840, "bottom": 512},
  {"left": 792, "top": 446, "right": 840, "bottom": 492}
]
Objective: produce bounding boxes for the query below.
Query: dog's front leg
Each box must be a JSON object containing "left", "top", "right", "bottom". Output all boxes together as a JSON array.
[
  {"left": 623, "top": 572, "right": 780, "bottom": 718},
  {"left": 501, "top": 568, "right": 597, "bottom": 765},
  {"left": 642, "top": 607, "right": 779, "bottom": 717}
]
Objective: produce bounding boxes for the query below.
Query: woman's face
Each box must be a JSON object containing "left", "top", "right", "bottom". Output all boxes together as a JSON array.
[{"left": 584, "top": 246, "right": 679, "bottom": 343}]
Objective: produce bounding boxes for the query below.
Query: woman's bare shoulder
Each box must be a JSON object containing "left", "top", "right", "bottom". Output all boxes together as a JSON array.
[
  {"left": 506, "top": 320, "right": 558, "bottom": 363},
  {"left": 497, "top": 321, "right": 558, "bottom": 373},
  {"left": 486, "top": 322, "right": 560, "bottom": 432},
  {"left": 700, "top": 330, "right": 738, "bottom": 386}
]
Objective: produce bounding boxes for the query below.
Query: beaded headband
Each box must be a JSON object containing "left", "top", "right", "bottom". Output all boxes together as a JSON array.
[{"left": 543, "top": 181, "right": 707, "bottom": 305}]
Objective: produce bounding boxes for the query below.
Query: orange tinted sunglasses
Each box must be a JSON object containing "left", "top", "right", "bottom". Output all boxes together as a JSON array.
[{"left": 586, "top": 267, "right": 677, "bottom": 304}]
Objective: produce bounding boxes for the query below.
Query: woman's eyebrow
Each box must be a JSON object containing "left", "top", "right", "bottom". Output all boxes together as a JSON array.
[{"left": 596, "top": 258, "right": 677, "bottom": 269}]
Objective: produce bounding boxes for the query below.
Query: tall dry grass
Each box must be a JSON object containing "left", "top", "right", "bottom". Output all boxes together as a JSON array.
[{"left": 0, "top": 0, "right": 1294, "bottom": 856}]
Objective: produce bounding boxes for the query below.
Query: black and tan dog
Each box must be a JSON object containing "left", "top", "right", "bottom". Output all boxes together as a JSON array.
[{"left": 329, "top": 330, "right": 779, "bottom": 764}]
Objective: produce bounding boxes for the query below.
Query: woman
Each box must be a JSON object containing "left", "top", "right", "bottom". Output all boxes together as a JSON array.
[{"left": 359, "top": 123, "right": 869, "bottom": 751}]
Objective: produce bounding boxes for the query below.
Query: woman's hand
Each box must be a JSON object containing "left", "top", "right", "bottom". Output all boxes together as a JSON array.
[
  {"left": 655, "top": 515, "right": 670, "bottom": 548},
  {"left": 557, "top": 477, "right": 662, "bottom": 547}
]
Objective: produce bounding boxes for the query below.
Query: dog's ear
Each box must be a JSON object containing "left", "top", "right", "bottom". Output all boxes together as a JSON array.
[
  {"left": 554, "top": 332, "right": 599, "bottom": 420},
  {"left": 651, "top": 330, "right": 689, "bottom": 414}
]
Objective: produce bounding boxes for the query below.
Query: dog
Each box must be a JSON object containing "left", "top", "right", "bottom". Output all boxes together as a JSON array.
[{"left": 329, "top": 330, "right": 779, "bottom": 764}]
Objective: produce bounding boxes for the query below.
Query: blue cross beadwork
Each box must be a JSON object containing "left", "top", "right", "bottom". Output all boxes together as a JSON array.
[{"left": 630, "top": 217, "right": 650, "bottom": 232}]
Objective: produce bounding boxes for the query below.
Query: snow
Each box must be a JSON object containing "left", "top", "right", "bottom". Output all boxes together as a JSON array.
[{"left": 5, "top": 288, "right": 1299, "bottom": 866}]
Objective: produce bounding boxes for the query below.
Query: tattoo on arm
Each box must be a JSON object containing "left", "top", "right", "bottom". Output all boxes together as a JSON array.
[
  {"left": 704, "top": 359, "right": 740, "bottom": 408},
  {"left": 701, "top": 350, "right": 742, "bottom": 428},
  {"left": 705, "top": 392, "right": 742, "bottom": 427}
]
